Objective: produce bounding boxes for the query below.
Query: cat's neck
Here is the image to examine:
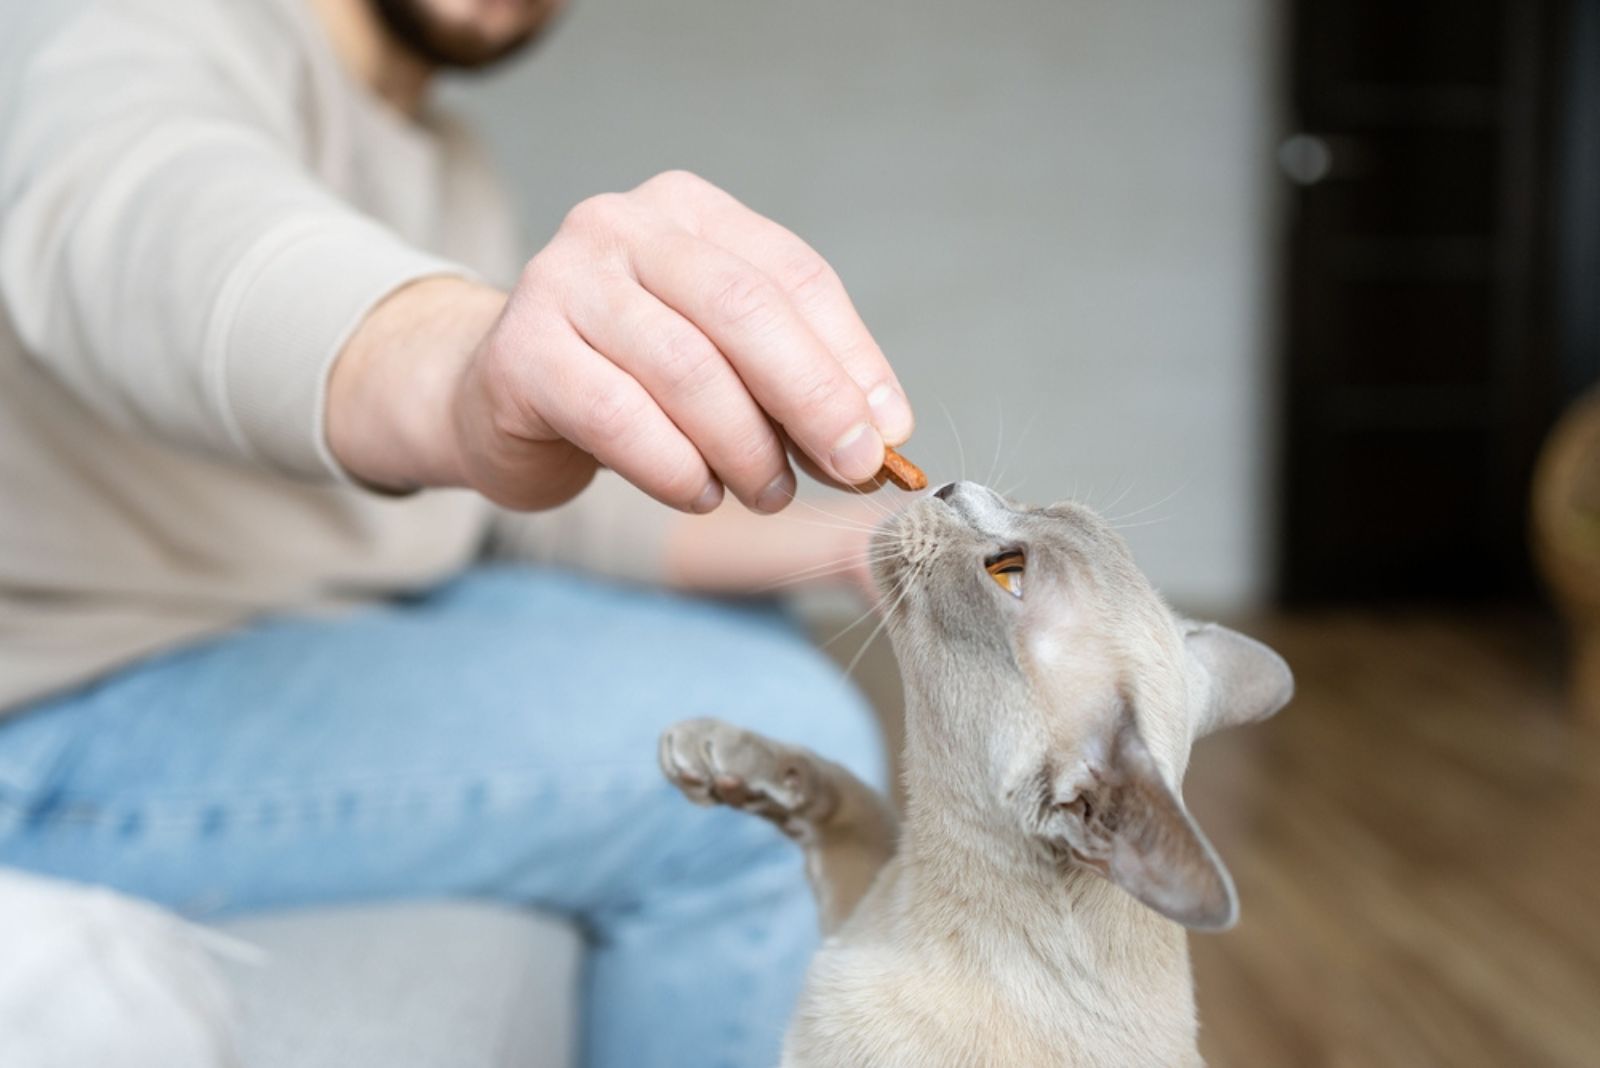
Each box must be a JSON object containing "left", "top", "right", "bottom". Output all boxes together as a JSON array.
[{"left": 895, "top": 688, "right": 1194, "bottom": 1002}]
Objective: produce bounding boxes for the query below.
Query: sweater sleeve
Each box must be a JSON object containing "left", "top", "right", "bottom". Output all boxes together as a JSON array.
[
  {"left": 486, "top": 471, "right": 681, "bottom": 584},
  {"left": 0, "top": 1, "right": 468, "bottom": 480}
]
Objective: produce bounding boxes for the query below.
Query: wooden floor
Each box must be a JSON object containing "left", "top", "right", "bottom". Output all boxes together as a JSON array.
[
  {"left": 1186, "top": 613, "right": 1600, "bottom": 1068},
  {"left": 831, "top": 611, "right": 1600, "bottom": 1067}
]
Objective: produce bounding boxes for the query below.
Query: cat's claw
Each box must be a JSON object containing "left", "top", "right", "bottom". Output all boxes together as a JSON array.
[{"left": 659, "top": 718, "right": 834, "bottom": 838}]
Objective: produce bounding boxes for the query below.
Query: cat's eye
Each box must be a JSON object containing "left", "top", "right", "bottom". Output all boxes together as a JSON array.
[{"left": 985, "top": 549, "right": 1025, "bottom": 598}]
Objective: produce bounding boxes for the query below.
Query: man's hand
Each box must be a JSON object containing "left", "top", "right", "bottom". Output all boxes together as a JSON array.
[{"left": 328, "top": 171, "right": 913, "bottom": 513}]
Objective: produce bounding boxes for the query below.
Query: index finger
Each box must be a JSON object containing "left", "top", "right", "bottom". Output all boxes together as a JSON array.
[
  {"left": 631, "top": 228, "right": 888, "bottom": 485},
  {"left": 636, "top": 174, "right": 914, "bottom": 446},
  {"left": 702, "top": 219, "right": 913, "bottom": 447}
]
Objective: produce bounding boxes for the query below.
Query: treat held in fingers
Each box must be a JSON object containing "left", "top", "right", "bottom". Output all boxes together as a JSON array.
[{"left": 880, "top": 446, "right": 928, "bottom": 491}]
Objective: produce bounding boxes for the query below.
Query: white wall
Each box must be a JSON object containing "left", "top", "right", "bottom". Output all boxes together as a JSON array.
[{"left": 443, "top": 0, "right": 1283, "bottom": 611}]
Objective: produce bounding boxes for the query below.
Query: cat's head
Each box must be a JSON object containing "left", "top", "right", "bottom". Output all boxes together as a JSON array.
[{"left": 871, "top": 481, "right": 1292, "bottom": 930}]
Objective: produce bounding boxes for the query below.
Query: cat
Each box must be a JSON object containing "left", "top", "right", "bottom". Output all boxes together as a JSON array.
[{"left": 660, "top": 480, "right": 1293, "bottom": 1067}]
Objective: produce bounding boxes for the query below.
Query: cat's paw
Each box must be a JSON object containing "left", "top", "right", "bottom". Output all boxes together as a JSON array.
[{"left": 659, "top": 718, "right": 835, "bottom": 838}]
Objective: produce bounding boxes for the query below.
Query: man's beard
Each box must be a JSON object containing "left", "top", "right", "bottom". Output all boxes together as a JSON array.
[{"left": 370, "top": 0, "right": 552, "bottom": 70}]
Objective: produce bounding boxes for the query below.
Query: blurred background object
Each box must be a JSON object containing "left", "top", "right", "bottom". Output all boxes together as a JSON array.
[
  {"left": 1533, "top": 387, "right": 1600, "bottom": 724},
  {"left": 437, "top": 1, "right": 1600, "bottom": 1065},
  {"left": 1278, "top": 0, "right": 1594, "bottom": 606}
]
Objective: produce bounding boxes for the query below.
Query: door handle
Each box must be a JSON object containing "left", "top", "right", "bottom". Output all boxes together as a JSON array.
[{"left": 1278, "top": 133, "right": 1335, "bottom": 185}]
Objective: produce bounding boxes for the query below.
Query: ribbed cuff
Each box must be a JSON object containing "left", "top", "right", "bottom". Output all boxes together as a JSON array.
[{"left": 207, "top": 214, "right": 472, "bottom": 481}]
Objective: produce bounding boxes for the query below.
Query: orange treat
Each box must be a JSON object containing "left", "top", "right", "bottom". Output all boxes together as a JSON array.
[{"left": 880, "top": 446, "right": 927, "bottom": 491}]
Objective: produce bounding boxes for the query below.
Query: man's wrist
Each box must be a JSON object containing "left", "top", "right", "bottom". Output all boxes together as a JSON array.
[{"left": 326, "top": 276, "right": 505, "bottom": 492}]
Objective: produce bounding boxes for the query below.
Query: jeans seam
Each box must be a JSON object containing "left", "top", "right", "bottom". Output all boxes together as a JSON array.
[{"left": 19, "top": 765, "right": 668, "bottom": 835}]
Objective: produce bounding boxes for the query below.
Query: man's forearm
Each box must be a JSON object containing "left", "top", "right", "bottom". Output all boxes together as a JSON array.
[{"left": 661, "top": 497, "right": 882, "bottom": 598}]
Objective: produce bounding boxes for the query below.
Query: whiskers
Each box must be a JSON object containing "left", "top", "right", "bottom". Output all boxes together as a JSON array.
[
  {"left": 780, "top": 491, "right": 886, "bottom": 529},
  {"left": 937, "top": 397, "right": 967, "bottom": 485},
  {"left": 927, "top": 392, "right": 1190, "bottom": 532},
  {"left": 752, "top": 545, "right": 899, "bottom": 594},
  {"left": 800, "top": 522, "right": 916, "bottom": 682},
  {"left": 994, "top": 407, "right": 1041, "bottom": 500},
  {"left": 841, "top": 567, "right": 915, "bottom": 681},
  {"left": 984, "top": 394, "right": 1007, "bottom": 488},
  {"left": 934, "top": 392, "right": 1043, "bottom": 502},
  {"left": 1100, "top": 481, "right": 1187, "bottom": 531},
  {"left": 817, "top": 562, "right": 907, "bottom": 656}
]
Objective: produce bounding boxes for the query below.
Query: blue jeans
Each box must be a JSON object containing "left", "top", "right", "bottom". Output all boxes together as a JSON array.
[{"left": 0, "top": 566, "right": 885, "bottom": 1068}]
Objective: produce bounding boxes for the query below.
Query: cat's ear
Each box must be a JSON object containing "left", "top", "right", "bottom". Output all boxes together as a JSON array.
[
  {"left": 1028, "top": 715, "right": 1238, "bottom": 930},
  {"left": 1184, "top": 622, "right": 1294, "bottom": 738}
]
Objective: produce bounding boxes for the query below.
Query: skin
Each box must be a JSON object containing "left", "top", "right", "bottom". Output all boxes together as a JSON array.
[{"left": 309, "top": 0, "right": 914, "bottom": 596}]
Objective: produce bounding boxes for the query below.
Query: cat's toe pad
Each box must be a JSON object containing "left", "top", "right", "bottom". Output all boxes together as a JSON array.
[{"left": 659, "top": 718, "right": 830, "bottom": 834}]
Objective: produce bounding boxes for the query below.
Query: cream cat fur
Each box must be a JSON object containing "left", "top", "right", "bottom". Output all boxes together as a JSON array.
[{"left": 660, "top": 481, "right": 1292, "bottom": 1067}]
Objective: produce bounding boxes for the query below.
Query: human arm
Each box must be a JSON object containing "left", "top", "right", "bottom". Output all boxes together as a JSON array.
[
  {"left": 0, "top": 3, "right": 474, "bottom": 478},
  {"left": 487, "top": 474, "right": 885, "bottom": 602},
  {"left": 1, "top": 11, "right": 911, "bottom": 504},
  {"left": 326, "top": 170, "right": 915, "bottom": 514}
]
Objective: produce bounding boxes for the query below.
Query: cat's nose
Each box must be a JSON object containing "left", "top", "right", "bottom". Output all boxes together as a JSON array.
[{"left": 933, "top": 482, "right": 958, "bottom": 501}]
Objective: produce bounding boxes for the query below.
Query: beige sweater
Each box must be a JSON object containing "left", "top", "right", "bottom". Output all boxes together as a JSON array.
[{"left": 0, "top": 0, "right": 672, "bottom": 714}]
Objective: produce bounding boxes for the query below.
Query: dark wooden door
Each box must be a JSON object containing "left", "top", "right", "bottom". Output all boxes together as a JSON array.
[{"left": 1278, "top": 0, "right": 1575, "bottom": 603}]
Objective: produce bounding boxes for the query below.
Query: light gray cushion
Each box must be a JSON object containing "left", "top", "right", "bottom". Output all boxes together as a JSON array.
[{"left": 214, "top": 901, "right": 580, "bottom": 1068}]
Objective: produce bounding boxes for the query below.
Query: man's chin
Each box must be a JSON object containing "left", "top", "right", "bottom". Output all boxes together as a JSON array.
[{"left": 370, "top": 0, "right": 558, "bottom": 71}]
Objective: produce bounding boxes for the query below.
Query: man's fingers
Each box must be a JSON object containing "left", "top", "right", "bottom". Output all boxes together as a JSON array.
[
  {"left": 700, "top": 217, "right": 913, "bottom": 446},
  {"left": 527, "top": 328, "right": 723, "bottom": 513},
  {"left": 779, "top": 428, "right": 889, "bottom": 493},
  {"left": 477, "top": 174, "right": 915, "bottom": 508},
  {"left": 571, "top": 281, "right": 796, "bottom": 512},
  {"left": 631, "top": 230, "right": 886, "bottom": 485},
  {"left": 634, "top": 172, "right": 913, "bottom": 445}
]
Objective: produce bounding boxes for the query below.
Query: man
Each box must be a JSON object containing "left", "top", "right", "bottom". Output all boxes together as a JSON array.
[{"left": 0, "top": 0, "right": 912, "bottom": 1064}]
